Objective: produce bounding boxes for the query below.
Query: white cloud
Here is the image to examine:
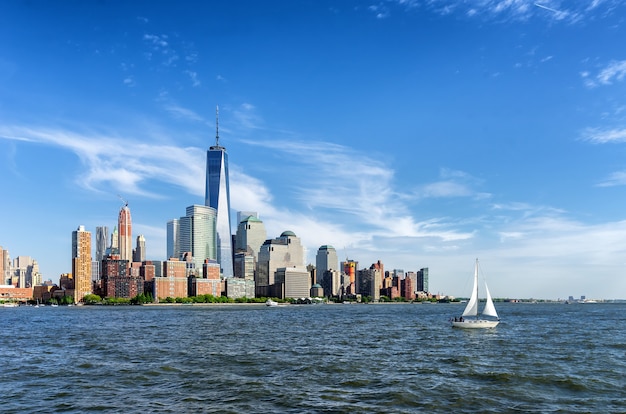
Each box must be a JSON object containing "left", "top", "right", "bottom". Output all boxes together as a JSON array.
[
  {"left": 597, "top": 171, "right": 626, "bottom": 187},
  {"left": 163, "top": 104, "right": 205, "bottom": 122},
  {"left": 582, "top": 127, "right": 626, "bottom": 143},
  {"left": 583, "top": 60, "right": 626, "bottom": 88}
]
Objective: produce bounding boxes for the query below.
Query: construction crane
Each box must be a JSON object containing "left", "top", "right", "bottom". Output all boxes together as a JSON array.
[{"left": 117, "top": 194, "right": 128, "bottom": 207}]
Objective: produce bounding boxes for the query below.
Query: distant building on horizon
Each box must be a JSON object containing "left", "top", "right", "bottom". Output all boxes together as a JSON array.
[
  {"left": 72, "top": 225, "right": 92, "bottom": 303},
  {"left": 205, "top": 105, "right": 233, "bottom": 278},
  {"left": 133, "top": 235, "right": 146, "bottom": 263}
]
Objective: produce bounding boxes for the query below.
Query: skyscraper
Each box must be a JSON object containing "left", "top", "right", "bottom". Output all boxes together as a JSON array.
[
  {"left": 118, "top": 202, "right": 132, "bottom": 263},
  {"left": 133, "top": 235, "right": 146, "bottom": 263},
  {"left": 205, "top": 106, "right": 233, "bottom": 278},
  {"left": 95, "top": 226, "right": 109, "bottom": 262},
  {"left": 178, "top": 205, "right": 217, "bottom": 273},
  {"left": 72, "top": 225, "right": 92, "bottom": 303},
  {"left": 315, "top": 245, "right": 338, "bottom": 284},
  {"left": 166, "top": 219, "right": 180, "bottom": 260}
]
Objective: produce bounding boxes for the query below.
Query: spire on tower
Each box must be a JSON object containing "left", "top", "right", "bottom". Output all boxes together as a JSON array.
[{"left": 215, "top": 105, "right": 219, "bottom": 147}]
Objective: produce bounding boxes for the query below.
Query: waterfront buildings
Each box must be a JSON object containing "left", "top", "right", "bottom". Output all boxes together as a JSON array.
[
  {"left": 341, "top": 259, "right": 358, "bottom": 295},
  {"left": 118, "top": 202, "right": 132, "bottom": 262},
  {"left": 72, "top": 225, "right": 92, "bottom": 303},
  {"left": 205, "top": 106, "right": 233, "bottom": 278}
]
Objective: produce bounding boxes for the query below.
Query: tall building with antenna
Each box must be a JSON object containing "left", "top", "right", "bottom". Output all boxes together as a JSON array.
[
  {"left": 117, "top": 198, "right": 132, "bottom": 263},
  {"left": 205, "top": 106, "right": 234, "bottom": 278}
]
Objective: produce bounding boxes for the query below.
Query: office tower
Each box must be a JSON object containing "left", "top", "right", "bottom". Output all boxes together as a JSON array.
[
  {"left": 95, "top": 226, "right": 109, "bottom": 262},
  {"left": 178, "top": 205, "right": 217, "bottom": 273},
  {"left": 118, "top": 202, "right": 132, "bottom": 262},
  {"left": 315, "top": 245, "right": 338, "bottom": 284},
  {"left": 417, "top": 268, "right": 429, "bottom": 293},
  {"left": 72, "top": 225, "right": 92, "bottom": 303},
  {"left": 235, "top": 215, "right": 267, "bottom": 260},
  {"left": 166, "top": 219, "right": 180, "bottom": 260},
  {"left": 257, "top": 231, "right": 305, "bottom": 287},
  {"left": 133, "top": 235, "right": 146, "bottom": 263},
  {"left": 205, "top": 106, "right": 233, "bottom": 278}
]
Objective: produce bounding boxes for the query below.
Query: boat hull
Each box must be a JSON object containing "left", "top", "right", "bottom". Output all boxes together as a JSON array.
[{"left": 451, "top": 319, "right": 499, "bottom": 329}]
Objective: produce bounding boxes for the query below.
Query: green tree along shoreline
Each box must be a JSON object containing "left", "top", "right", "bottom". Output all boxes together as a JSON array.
[{"left": 77, "top": 294, "right": 446, "bottom": 306}]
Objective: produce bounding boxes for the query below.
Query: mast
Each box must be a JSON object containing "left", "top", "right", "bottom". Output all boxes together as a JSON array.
[{"left": 215, "top": 105, "right": 219, "bottom": 146}]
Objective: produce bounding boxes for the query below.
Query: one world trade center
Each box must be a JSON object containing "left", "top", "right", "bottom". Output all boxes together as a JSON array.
[{"left": 205, "top": 105, "right": 234, "bottom": 278}]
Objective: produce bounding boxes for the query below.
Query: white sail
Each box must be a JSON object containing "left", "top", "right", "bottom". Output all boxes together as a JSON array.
[
  {"left": 482, "top": 283, "right": 499, "bottom": 319},
  {"left": 461, "top": 260, "right": 479, "bottom": 317}
]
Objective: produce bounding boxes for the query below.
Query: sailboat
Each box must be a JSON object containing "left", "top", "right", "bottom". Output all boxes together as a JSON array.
[{"left": 451, "top": 259, "right": 500, "bottom": 329}]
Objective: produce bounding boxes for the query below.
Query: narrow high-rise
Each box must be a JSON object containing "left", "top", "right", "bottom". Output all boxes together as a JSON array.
[
  {"left": 72, "top": 225, "right": 92, "bottom": 303},
  {"left": 95, "top": 226, "right": 109, "bottom": 262},
  {"left": 205, "top": 106, "right": 233, "bottom": 278},
  {"left": 316, "top": 245, "right": 338, "bottom": 284},
  {"left": 118, "top": 201, "right": 132, "bottom": 263}
]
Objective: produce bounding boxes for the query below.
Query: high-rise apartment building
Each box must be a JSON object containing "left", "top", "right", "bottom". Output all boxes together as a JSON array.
[
  {"left": 0, "top": 246, "right": 9, "bottom": 285},
  {"left": 95, "top": 226, "right": 109, "bottom": 262},
  {"left": 118, "top": 203, "right": 132, "bottom": 262},
  {"left": 205, "top": 106, "right": 233, "bottom": 278},
  {"left": 72, "top": 225, "right": 92, "bottom": 303},
  {"left": 178, "top": 205, "right": 217, "bottom": 273},
  {"left": 315, "top": 245, "right": 338, "bottom": 284}
]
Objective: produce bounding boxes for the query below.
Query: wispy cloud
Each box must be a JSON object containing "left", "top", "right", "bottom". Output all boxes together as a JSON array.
[
  {"left": 0, "top": 125, "right": 205, "bottom": 198},
  {"left": 582, "top": 60, "right": 626, "bottom": 87},
  {"left": 123, "top": 76, "right": 135, "bottom": 87},
  {"left": 241, "top": 138, "right": 473, "bottom": 242},
  {"left": 184, "top": 70, "right": 200, "bottom": 87},
  {"left": 597, "top": 171, "right": 626, "bottom": 187},
  {"left": 383, "top": 0, "right": 615, "bottom": 23},
  {"left": 582, "top": 127, "right": 626, "bottom": 143},
  {"left": 418, "top": 168, "right": 489, "bottom": 200}
]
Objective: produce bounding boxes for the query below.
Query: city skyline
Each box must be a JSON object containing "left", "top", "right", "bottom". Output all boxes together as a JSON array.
[{"left": 1, "top": 1, "right": 626, "bottom": 299}]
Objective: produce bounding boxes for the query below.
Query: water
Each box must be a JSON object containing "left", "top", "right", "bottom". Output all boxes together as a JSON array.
[{"left": 1, "top": 302, "right": 625, "bottom": 413}]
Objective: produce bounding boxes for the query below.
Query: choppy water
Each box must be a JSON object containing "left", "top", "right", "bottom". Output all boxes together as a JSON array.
[{"left": 1, "top": 302, "right": 625, "bottom": 413}]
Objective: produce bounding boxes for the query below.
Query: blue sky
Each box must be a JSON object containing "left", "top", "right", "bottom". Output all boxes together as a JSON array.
[{"left": 2, "top": 0, "right": 626, "bottom": 299}]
